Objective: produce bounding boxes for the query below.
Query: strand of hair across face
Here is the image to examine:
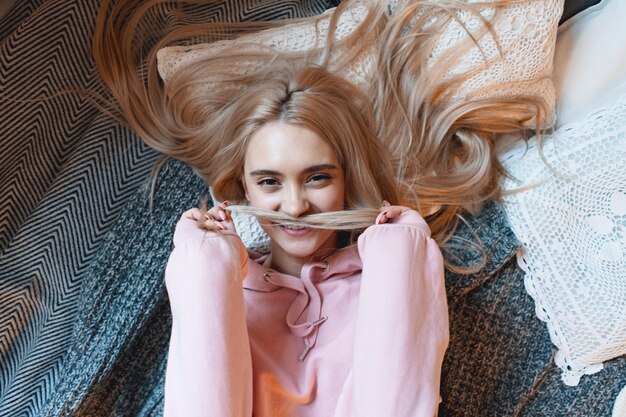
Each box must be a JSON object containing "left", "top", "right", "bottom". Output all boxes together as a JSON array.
[{"left": 225, "top": 205, "right": 380, "bottom": 231}]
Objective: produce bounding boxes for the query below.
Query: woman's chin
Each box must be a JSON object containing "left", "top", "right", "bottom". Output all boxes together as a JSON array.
[{"left": 276, "top": 240, "right": 324, "bottom": 261}]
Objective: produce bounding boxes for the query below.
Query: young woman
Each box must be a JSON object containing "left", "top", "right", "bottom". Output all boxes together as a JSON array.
[
  {"left": 92, "top": 0, "right": 548, "bottom": 415},
  {"left": 163, "top": 66, "right": 448, "bottom": 416}
]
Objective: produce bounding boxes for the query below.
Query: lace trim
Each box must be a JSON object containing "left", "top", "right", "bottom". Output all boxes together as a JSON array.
[
  {"left": 501, "top": 93, "right": 626, "bottom": 386},
  {"left": 517, "top": 250, "right": 604, "bottom": 385}
]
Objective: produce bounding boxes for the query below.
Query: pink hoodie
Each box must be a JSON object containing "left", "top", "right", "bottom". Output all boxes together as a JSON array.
[{"left": 164, "top": 210, "right": 449, "bottom": 417}]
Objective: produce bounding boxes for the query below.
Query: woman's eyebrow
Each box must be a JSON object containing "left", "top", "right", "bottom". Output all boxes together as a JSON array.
[
  {"left": 249, "top": 169, "right": 281, "bottom": 176},
  {"left": 249, "top": 164, "right": 338, "bottom": 177},
  {"left": 302, "top": 164, "right": 339, "bottom": 174}
]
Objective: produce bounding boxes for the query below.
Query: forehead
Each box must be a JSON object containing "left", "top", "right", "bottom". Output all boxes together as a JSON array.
[{"left": 244, "top": 122, "right": 340, "bottom": 171}]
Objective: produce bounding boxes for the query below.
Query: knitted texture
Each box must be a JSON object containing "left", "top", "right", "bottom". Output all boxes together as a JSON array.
[{"left": 41, "top": 160, "right": 210, "bottom": 416}]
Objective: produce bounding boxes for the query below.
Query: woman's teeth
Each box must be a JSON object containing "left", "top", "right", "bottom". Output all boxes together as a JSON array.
[{"left": 282, "top": 225, "right": 305, "bottom": 230}]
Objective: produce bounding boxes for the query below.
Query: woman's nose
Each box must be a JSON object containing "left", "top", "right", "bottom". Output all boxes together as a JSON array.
[{"left": 281, "top": 187, "right": 310, "bottom": 218}]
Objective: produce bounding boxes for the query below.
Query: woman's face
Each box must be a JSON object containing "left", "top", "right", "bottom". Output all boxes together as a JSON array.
[{"left": 243, "top": 122, "right": 346, "bottom": 274}]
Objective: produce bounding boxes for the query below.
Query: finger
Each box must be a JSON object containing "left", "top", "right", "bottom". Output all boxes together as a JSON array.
[
  {"left": 375, "top": 212, "right": 388, "bottom": 225},
  {"left": 221, "top": 201, "right": 233, "bottom": 220},
  {"left": 383, "top": 206, "right": 405, "bottom": 219},
  {"left": 219, "top": 201, "right": 231, "bottom": 221},
  {"left": 204, "top": 218, "right": 226, "bottom": 230},
  {"left": 385, "top": 206, "right": 410, "bottom": 219},
  {"left": 204, "top": 213, "right": 226, "bottom": 228},
  {"left": 207, "top": 202, "right": 226, "bottom": 218}
]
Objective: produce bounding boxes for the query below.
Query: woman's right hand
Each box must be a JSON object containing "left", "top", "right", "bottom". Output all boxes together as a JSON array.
[{"left": 181, "top": 201, "right": 237, "bottom": 234}]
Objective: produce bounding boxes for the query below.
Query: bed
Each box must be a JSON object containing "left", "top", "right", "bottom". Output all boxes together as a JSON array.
[{"left": 0, "top": 1, "right": 623, "bottom": 416}]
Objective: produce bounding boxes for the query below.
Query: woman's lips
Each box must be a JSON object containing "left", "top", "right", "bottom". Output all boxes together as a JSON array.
[{"left": 279, "top": 224, "right": 312, "bottom": 237}]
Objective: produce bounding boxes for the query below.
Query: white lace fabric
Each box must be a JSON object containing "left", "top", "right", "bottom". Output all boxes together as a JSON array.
[
  {"left": 501, "top": 95, "right": 626, "bottom": 386},
  {"left": 156, "top": 2, "right": 374, "bottom": 91},
  {"left": 208, "top": 189, "right": 272, "bottom": 254},
  {"left": 423, "top": 0, "right": 561, "bottom": 126},
  {"left": 157, "top": 0, "right": 562, "bottom": 128}
]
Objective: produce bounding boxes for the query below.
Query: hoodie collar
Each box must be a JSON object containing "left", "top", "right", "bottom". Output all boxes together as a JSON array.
[{"left": 243, "top": 245, "right": 362, "bottom": 361}]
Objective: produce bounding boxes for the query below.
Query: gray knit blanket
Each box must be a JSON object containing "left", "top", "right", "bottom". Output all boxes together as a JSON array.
[{"left": 0, "top": 1, "right": 623, "bottom": 416}]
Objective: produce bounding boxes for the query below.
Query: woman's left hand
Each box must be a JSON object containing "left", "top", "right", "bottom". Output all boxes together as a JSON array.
[{"left": 375, "top": 201, "right": 411, "bottom": 224}]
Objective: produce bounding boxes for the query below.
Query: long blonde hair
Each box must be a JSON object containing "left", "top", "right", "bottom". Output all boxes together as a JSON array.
[{"left": 93, "top": 0, "right": 548, "bottom": 246}]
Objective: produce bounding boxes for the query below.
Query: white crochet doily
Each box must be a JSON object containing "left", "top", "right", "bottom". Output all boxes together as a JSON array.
[{"left": 501, "top": 95, "right": 626, "bottom": 386}]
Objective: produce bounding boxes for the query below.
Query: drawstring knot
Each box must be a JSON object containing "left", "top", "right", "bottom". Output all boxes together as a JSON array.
[{"left": 263, "top": 261, "right": 331, "bottom": 361}]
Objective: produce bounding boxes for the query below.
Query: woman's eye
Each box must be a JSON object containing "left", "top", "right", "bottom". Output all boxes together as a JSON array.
[
  {"left": 257, "top": 178, "right": 280, "bottom": 187},
  {"left": 308, "top": 174, "right": 331, "bottom": 184}
]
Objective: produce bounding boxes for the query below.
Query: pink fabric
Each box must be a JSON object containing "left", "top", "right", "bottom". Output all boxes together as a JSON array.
[{"left": 164, "top": 210, "right": 449, "bottom": 417}]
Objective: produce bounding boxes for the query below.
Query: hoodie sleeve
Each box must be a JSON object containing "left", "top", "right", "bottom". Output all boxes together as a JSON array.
[
  {"left": 351, "top": 210, "right": 449, "bottom": 417},
  {"left": 163, "top": 217, "right": 253, "bottom": 417}
]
